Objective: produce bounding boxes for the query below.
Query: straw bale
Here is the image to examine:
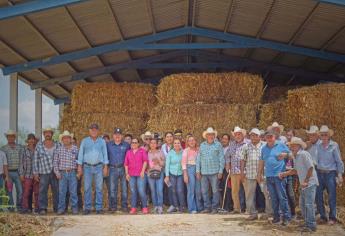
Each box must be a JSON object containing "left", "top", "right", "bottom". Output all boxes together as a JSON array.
[
  {"left": 258, "top": 101, "right": 287, "bottom": 130},
  {"left": 147, "top": 103, "right": 258, "bottom": 141},
  {"left": 59, "top": 105, "right": 73, "bottom": 132},
  {"left": 156, "top": 72, "right": 263, "bottom": 105},
  {"left": 71, "top": 83, "right": 157, "bottom": 114}
]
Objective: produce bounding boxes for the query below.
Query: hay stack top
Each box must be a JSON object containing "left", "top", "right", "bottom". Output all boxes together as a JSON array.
[{"left": 157, "top": 72, "right": 263, "bottom": 105}]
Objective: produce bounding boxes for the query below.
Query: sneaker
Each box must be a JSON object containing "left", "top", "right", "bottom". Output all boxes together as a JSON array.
[
  {"left": 281, "top": 220, "right": 290, "bottom": 226},
  {"left": 130, "top": 208, "right": 137, "bottom": 214},
  {"left": 96, "top": 210, "right": 103, "bottom": 215},
  {"left": 211, "top": 209, "right": 218, "bottom": 214},
  {"left": 167, "top": 206, "right": 177, "bottom": 213},
  {"left": 230, "top": 210, "right": 240, "bottom": 214},
  {"left": 83, "top": 210, "right": 91, "bottom": 215},
  {"left": 157, "top": 207, "right": 163, "bottom": 214},
  {"left": 328, "top": 220, "right": 336, "bottom": 225},
  {"left": 272, "top": 218, "right": 280, "bottom": 225},
  {"left": 201, "top": 209, "right": 211, "bottom": 214},
  {"left": 142, "top": 208, "right": 149, "bottom": 214},
  {"left": 317, "top": 218, "right": 328, "bottom": 224},
  {"left": 246, "top": 215, "right": 258, "bottom": 221}
]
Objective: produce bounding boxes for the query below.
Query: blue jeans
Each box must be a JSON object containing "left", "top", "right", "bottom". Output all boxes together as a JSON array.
[
  {"left": 201, "top": 174, "right": 220, "bottom": 210},
  {"left": 58, "top": 171, "right": 78, "bottom": 212},
  {"left": 316, "top": 170, "right": 337, "bottom": 221},
  {"left": 300, "top": 185, "right": 317, "bottom": 229},
  {"left": 129, "top": 176, "right": 147, "bottom": 208},
  {"left": 266, "top": 176, "right": 291, "bottom": 221},
  {"left": 286, "top": 176, "right": 296, "bottom": 216},
  {"left": 170, "top": 174, "right": 186, "bottom": 208},
  {"left": 83, "top": 164, "right": 103, "bottom": 211},
  {"left": 109, "top": 166, "right": 127, "bottom": 210},
  {"left": 186, "top": 165, "right": 203, "bottom": 212},
  {"left": 39, "top": 172, "right": 59, "bottom": 212},
  {"left": 148, "top": 171, "right": 164, "bottom": 207},
  {"left": 7, "top": 171, "right": 23, "bottom": 209}
]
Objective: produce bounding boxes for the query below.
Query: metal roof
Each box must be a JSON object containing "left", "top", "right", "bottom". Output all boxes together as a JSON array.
[{"left": 0, "top": 0, "right": 344, "bottom": 103}]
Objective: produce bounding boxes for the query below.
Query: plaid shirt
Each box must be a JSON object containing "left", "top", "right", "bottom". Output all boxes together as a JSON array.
[
  {"left": 240, "top": 141, "right": 264, "bottom": 179},
  {"left": 1, "top": 144, "right": 24, "bottom": 171},
  {"left": 196, "top": 141, "right": 224, "bottom": 175},
  {"left": 19, "top": 147, "right": 35, "bottom": 178},
  {"left": 225, "top": 140, "right": 248, "bottom": 175},
  {"left": 33, "top": 141, "right": 59, "bottom": 175},
  {"left": 53, "top": 145, "right": 78, "bottom": 176}
]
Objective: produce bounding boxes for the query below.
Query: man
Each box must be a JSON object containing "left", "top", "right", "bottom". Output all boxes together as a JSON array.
[
  {"left": 124, "top": 134, "right": 133, "bottom": 145},
  {"left": 174, "top": 129, "right": 186, "bottom": 149},
  {"left": 102, "top": 134, "right": 110, "bottom": 143},
  {"left": 306, "top": 126, "right": 320, "bottom": 167},
  {"left": 33, "top": 127, "right": 60, "bottom": 214},
  {"left": 240, "top": 128, "right": 265, "bottom": 220},
  {"left": 1, "top": 130, "right": 23, "bottom": 211},
  {"left": 219, "top": 134, "right": 233, "bottom": 212},
  {"left": 101, "top": 134, "right": 111, "bottom": 210},
  {"left": 196, "top": 127, "right": 224, "bottom": 214},
  {"left": 279, "top": 137, "right": 319, "bottom": 232},
  {"left": 268, "top": 122, "right": 287, "bottom": 144},
  {"left": 316, "top": 125, "right": 344, "bottom": 225},
  {"left": 0, "top": 149, "right": 9, "bottom": 207},
  {"left": 225, "top": 126, "right": 247, "bottom": 214},
  {"left": 77, "top": 124, "right": 109, "bottom": 214},
  {"left": 258, "top": 130, "right": 291, "bottom": 226},
  {"left": 107, "top": 128, "right": 130, "bottom": 212},
  {"left": 54, "top": 131, "right": 79, "bottom": 215}
]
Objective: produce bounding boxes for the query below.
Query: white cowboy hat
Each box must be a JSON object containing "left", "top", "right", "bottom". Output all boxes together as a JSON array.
[
  {"left": 249, "top": 128, "right": 261, "bottom": 136},
  {"left": 306, "top": 125, "right": 319, "bottom": 134},
  {"left": 59, "top": 130, "right": 73, "bottom": 142},
  {"left": 289, "top": 137, "right": 307, "bottom": 149},
  {"left": 319, "top": 125, "right": 334, "bottom": 137},
  {"left": 4, "top": 130, "right": 16, "bottom": 136},
  {"left": 232, "top": 126, "right": 247, "bottom": 136},
  {"left": 268, "top": 122, "right": 284, "bottom": 133},
  {"left": 202, "top": 127, "right": 218, "bottom": 139},
  {"left": 141, "top": 131, "right": 153, "bottom": 141},
  {"left": 43, "top": 126, "right": 54, "bottom": 133}
]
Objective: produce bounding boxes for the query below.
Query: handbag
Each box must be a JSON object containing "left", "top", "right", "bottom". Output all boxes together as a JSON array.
[{"left": 148, "top": 169, "right": 161, "bottom": 179}]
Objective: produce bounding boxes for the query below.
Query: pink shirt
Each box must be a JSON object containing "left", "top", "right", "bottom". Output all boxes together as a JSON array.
[
  {"left": 124, "top": 148, "right": 148, "bottom": 176},
  {"left": 148, "top": 150, "right": 165, "bottom": 171},
  {"left": 181, "top": 148, "right": 199, "bottom": 170}
]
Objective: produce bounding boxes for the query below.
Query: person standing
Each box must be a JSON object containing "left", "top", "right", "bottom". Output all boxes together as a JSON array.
[
  {"left": 1, "top": 130, "right": 24, "bottom": 211},
  {"left": 219, "top": 134, "right": 233, "bottom": 212},
  {"left": 161, "top": 132, "right": 174, "bottom": 206},
  {"left": 107, "top": 128, "right": 130, "bottom": 212},
  {"left": 196, "top": 127, "right": 224, "bottom": 214},
  {"left": 268, "top": 122, "right": 287, "bottom": 144},
  {"left": 124, "top": 134, "right": 133, "bottom": 145},
  {"left": 0, "top": 149, "right": 9, "bottom": 207},
  {"left": 141, "top": 131, "right": 153, "bottom": 152},
  {"left": 77, "top": 124, "right": 109, "bottom": 215},
  {"left": 33, "top": 127, "right": 60, "bottom": 214},
  {"left": 306, "top": 126, "right": 320, "bottom": 167}
]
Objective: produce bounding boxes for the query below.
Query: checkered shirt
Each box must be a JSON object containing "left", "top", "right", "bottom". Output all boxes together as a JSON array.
[
  {"left": 53, "top": 145, "right": 78, "bottom": 176},
  {"left": 19, "top": 147, "right": 35, "bottom": 178},
  {"left": 225, "top": 141, "right": 247, "bottom": 175},
  {"left": 1, "top": 144, "right": 24, "bottom": 170},
  {"left": 240, "top": 141, "right": 264, "bottom": 179},
  {"left": 33, "top": 141, "right": 59, "bottom": 175}
]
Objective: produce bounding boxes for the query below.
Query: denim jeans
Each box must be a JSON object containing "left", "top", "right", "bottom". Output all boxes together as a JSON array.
[
  {"left": 186, "top": 165, "right": 203, "bottom": 212},
  {"left": 300, "top": 185, "right": 317, "bottom": 230},
  {"left": 266, "top": 176, "right": 291, "bottom": 221},
  {"left": 169, "top": 174, "right": 186, "bottom": 209},
  {"left": 58, "top": 171, "right": 78, "bottom": 212},
  {"left": 129, "top": 176, "right": 147, "bottom": 208},
  {"left": 148, "top": 171, "right": 164, "bottom": 207},
  {"left": 7, "top": 171, "right": 23, "bottom": 209},
  {"left": 286, "top": 176, "right": 296, "bottom": 216},
  {"left": 109, "top": 166, "right": 127, "bottom": 210},
  {"left": 316, "top": 170, "right": 337, "bottom": 221},
  {"left": 201, "top": 174, "right": 219, "bottom": 210},
  {"left": 39, "top": 172, "right": 59, "bottom": 212},
  {"left": 260, "top": 179, "right": 273, "bottom": 215},
  {"left": 66, "top": 177, "right": 83, "bottom": 211},
  {"left": 83, "top": 164, "right": 103, "bottom": 211}
]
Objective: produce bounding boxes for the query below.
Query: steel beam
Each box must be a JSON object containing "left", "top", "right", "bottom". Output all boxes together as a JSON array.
[
  {"left": 316, "top": 0, "right": 345, "bottom": 6},
  {"left": 9, "top": 73, "right": 18, "bottom": 133},
  {"left": 35, "top": 88, "right": 42, "bottom": 137}
]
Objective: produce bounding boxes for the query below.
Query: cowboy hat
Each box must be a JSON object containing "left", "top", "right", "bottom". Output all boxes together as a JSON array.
[
  {"left": 249, "top": 128, "right": 261, "bottom": 136},
  {"left": 141, "top": 131, "right": 153, "bottom": 141},
  {"left": 289, "top": 137, "right": 307, "bottom": 149},
  {"left": 319, "top": 125, "right": 334, "bottom": 136},
  {"left": 59, "top": 130, "right": 73, "bottom": 142},
  {"left": 268, "top": 122, "right": 284, "bottom": 133},
  {"left": 202, "top": 127, "right": 218, "bottom": 139},
  {"left": 232, "top": 126, "right": 247, "bottom": 136},
  {"left": 306, "top": 125, "right": 319, "bottom": 134},
  {"left": 43, "top": 126, "right": 54, "bottom": 133},
  {"left": 4, "top": 130, "right": 16, "bottom": 136}
]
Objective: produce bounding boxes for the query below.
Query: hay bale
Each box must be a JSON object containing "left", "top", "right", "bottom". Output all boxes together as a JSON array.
[
  {"left": 157, "top": 72, "right": 263, "bottom": 105},
  {"left": 71, "top": 83, "right": 157, "bottom": 114},
  {"left": 147, "top": 103, "right": 258, "bottom": 141},
  {"left": 258, "top": 101, "right": 288, "bottom": 130},
  {"left": 59, "top": 105, "right": 73, "bottom": 132}
]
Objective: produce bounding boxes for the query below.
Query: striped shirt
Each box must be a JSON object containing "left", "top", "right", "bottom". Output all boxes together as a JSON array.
[
  {"left": 1, "top": 144, "right": 24, "bottom": 171},
  {"left": 20, "top": 147, "right": 35, "bottom": 178},
  {"left": 225, "top": 140, "right": 248, "bottom": 175},
  {"left": 33, "top": 141, "right": 59, "bottom": 175},
  {"left": 240, "top": 141, "right": 264, "bottom": 179},
  {"left": 53, "top": 145, "right": 79, "bottom": 176}
]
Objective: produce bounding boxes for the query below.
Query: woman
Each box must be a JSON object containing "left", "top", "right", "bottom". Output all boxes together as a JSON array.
[
  {"left": 147, "top": 138, "right": 165, "bottom": 214},
  {"left": 164, "top": 139, "right": 186, "bottom": 213},
  {"left": 124, "top": 138, "right": 149, "bottom": 214},
  {"left": 182, "top": 136, "right": 203, "bottom": 213},
  {"left": 161, "top": 132, "right": 174, "bottom": 206}
]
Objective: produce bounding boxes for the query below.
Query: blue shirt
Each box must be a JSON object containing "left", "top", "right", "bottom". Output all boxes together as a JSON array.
[
  {"left": 107, "top": 141, "right": 130, "bottom": 165},
  {"left": 196, "top": 140, "right": 224, "bottom": 175},
  {"left": 77, "top": 137, "right": 108, "bottom": 165},
  {"left": 261, "top": 141, "right": 290, "bottom": 177},
  {"left": 165, "top": 149, "right": 183, "bottom": 176},
  {"left": 317, "top": 140, "right": 344, "bottom": 174}
]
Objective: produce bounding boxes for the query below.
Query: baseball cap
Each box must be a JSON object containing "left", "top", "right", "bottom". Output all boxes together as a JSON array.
[{"left": 113, "top": 127, "right": 122, "bottom": 134}]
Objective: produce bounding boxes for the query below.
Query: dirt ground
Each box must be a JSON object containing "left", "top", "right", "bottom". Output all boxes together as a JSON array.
[{"left": 52, "top": 212, "right": 345, "bottom": 236}]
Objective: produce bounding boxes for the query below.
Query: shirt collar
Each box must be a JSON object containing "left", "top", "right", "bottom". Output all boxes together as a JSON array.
[{"left": 250, "top": 141, "right": 263, "bottom": 148}]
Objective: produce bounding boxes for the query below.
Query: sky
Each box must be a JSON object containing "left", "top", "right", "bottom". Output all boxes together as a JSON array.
[{"left": 0, "top": 70, "right": 59, "bottom": 145}]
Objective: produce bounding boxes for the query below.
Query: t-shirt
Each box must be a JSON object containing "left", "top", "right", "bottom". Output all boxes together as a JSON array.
[
  {"left": 294, "top": 150, "right": 319, "bottom": 188},
  {"left": 261, "top": 141, "right": 290, "bottom": 177},
  {"left": 0, "top": 150, "right": 7, "bottom": 174}
]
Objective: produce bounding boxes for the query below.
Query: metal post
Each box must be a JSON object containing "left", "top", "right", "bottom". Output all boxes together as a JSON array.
[
  {"left": 9, "top": 73, "right": 18, "bottom": 133},
  {"left": 35, "top": 88, "right": 42, "bottom": 138},
  {"left": 59, "top": 104, "right": 64, "bottom": 131}
]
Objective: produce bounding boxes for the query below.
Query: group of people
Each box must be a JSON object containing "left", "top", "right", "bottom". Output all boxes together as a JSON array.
[{"left": 0, "top": 121, "right": 343, "bottom": 233}]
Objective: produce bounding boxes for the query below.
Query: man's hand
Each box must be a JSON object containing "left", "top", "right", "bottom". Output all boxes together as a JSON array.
[
  {"left": 34, "top": 174, "right": 40, "bottom": 182},
  {"left": 278, "top": 172, "right": 286, "bottom": 179},
  {"left": 77, "top": 165, "right": 83, "bottom": 177},
  {"left": 278, "top": 153, "right": 287, "bottom": 161},
  {"left": 164, "top": 176, "right": 170, "bottom": 185},
  {"left": 5, "top": 176, "right": 9, "bottom": 183},
  {"left": 56, "top": 174, "right": 62, "bottom": 180},
  {"left": 103, "top": 165, "right": 109, "bottom": 177},
  {"left": 183, "top": 173, "right": 189, "bottom": 184},
  {"left": 301, "top": 181, "right": 308, "bottom": 189},
  {"left": 196, "top": 172, "right": 201, "bottom": 180},
  {"left": 256, "top": 175, "right": 263, "bottom": 184},
  {"left": 20, "top": 176, "right": 25, "bottom": 182},
  {"left": 217, "top": 173, "right": 223, "bottom": 180},
  {"left": 337, "top": 174, "right": 343, "bottom": 187}
]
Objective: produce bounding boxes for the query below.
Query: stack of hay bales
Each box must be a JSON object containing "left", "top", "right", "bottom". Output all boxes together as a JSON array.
[
  {"left": 258, "top": 101, "right": 288, "bottom": 130},
  {"left": 148, "top": 72, "right": 263, "bottom": 141},
  {"left": 63, "top": 83, "right": 156, "bottom": 141}
]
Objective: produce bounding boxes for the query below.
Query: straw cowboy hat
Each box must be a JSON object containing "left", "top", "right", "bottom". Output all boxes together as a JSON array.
[
  {"left": 249, "top": 128, "right": 261, "bottom": 136},
  {"left": 268, "top": 122, "right": 284, "bottom": 133},
  {"left": 59, "top": 130, "right": 73, "bottom": 142},
  {"left": 319, "top": 125, "right": 334, "bottom": 137},
  {"left": 4, "top": 130, "right": 16, "bottom": 136},
  {"left": 289, "top": 137, "right": 307, "bottom": 149},
  {"left": 202, "top": 127, "right": 218, "bottom": 139},
  {"left": 141, "top": 131, "right": 153, "bottom": 141},
  {"left": 232, "top": 126, "right": 247, "bottom": 136},
  {"left": 43, "top": 126, "right": 54, "bottom": 133},
  {"left": 306, "top": 125, "right": 319, "bottom": 134}
]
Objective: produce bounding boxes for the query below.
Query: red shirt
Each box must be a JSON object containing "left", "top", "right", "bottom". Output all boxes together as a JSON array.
[{"left": 124, "top": 148, "right": 148, "bottom": 176}]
